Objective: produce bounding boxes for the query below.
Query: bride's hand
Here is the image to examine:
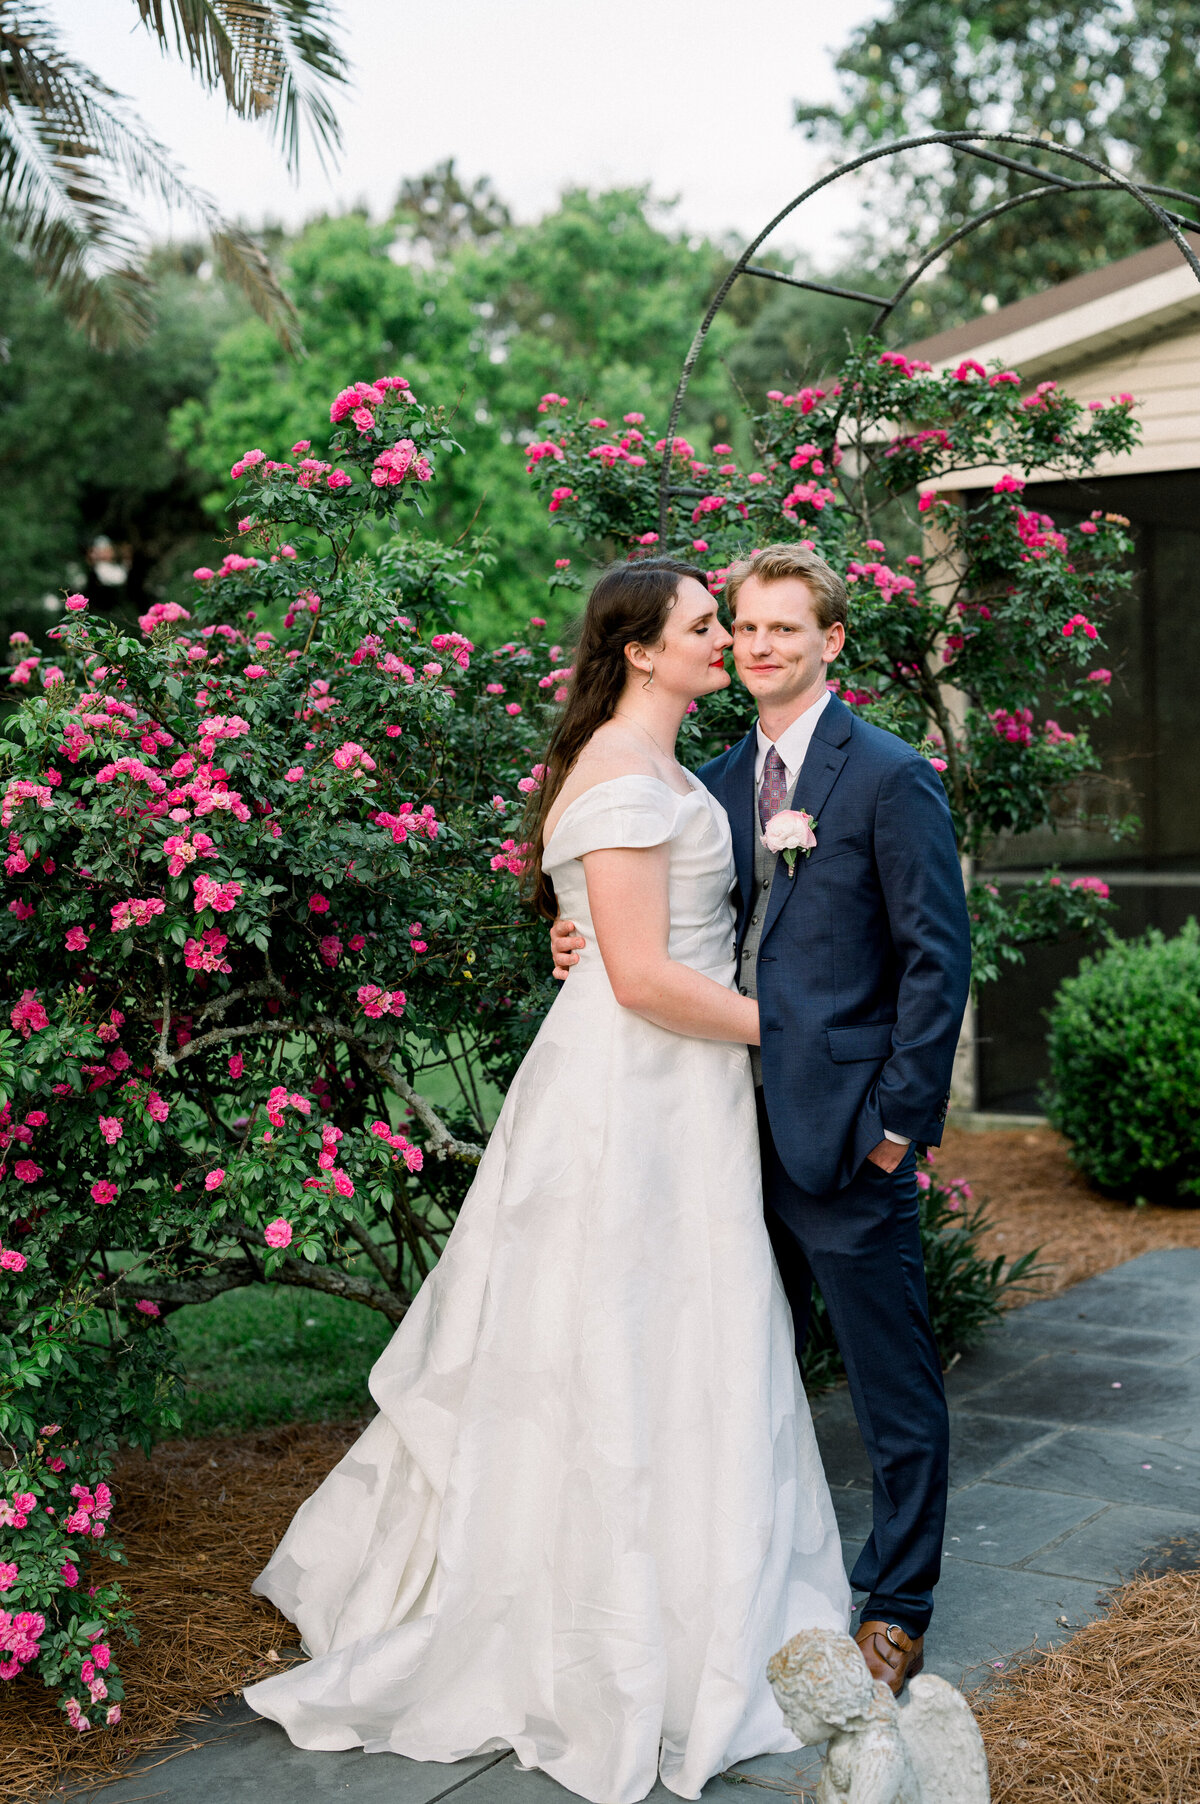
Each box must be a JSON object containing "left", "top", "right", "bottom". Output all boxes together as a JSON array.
[{"left": 551, "top": 916, "right": 586, "bottom": 979}]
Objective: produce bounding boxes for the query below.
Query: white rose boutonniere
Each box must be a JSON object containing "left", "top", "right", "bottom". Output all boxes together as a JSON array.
[{"left": 762, "top": 809, "right": 818, "bottom": 877}]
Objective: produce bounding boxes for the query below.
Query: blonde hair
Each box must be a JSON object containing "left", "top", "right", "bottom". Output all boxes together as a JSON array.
[{"left": 725, "top": 543, "right": 848, "bottom": 631}]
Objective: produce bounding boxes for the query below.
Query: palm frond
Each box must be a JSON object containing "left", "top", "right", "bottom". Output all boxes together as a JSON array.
[
  {"left": 0, "top": 4, "right": 300, "bottom": 349},
  {"left": 134, "top": 0, "right": 347, "bottom": 173}
]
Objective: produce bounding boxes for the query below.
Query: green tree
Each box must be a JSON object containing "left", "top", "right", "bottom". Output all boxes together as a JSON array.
[
  {"left": 0, "top": 0, "right": 346, "bottom": 345},
  {"left": 393, "top": 158, "right": 512, "bottom": 259},
  {"left": 796, "top": 0, "right": 1200, "bottom": 328},
  {"left": 0, "top": 238, "right": 241, "bottom": 630},
  {"left": 170, "top": 184, "right": 803, "bottom": 638}
]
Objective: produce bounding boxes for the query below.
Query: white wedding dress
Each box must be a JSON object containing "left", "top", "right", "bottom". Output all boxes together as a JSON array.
[{"left": 245, "top": 773, "right": 849, "bottom": 1803}]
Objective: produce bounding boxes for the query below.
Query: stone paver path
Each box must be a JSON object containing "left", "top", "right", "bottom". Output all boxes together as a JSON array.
[{"left": 68, "top": 1248, "right": 1200, "bottom": 1802}]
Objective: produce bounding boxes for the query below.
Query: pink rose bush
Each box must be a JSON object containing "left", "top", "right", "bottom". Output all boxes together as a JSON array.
[
  {"left": 0, "top": 1427, "right": 133, "bottom": 1724},
  {"left": 525, "top": 344, "right": 1138, "bottom": 982},
  {"left": 0, "top": 371, "right": 573, "bottom": 1716}
]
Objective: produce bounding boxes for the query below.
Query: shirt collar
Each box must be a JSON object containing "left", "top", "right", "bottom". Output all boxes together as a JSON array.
[{"left": 755, "top": 687, "right": 833, "bottom": 786}]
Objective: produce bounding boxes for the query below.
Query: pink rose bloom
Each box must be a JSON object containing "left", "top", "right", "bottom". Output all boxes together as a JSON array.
[
  {"left": 106, "top": 1705, "right": 121, "bottom": 1726},
  {"left": 90, "top": 1180, "right": 118, "bottom": 1206},
  {"left": 205, "top": 1169, "right": 225, "bottom": 1190},
  {"left": 308, "top": 893, "right": 330, "bottom": 913},
  {"left": 284, "top": 766, "right": 304, "bottom": 782},
  {"left": 60, "top": 1561, "right": 79, "bottom": 1587},
  {"left": 762, "top": 809, "right": 818, "bottom": 863},
  {"left": 25, "top": 1112, "right": 47, "bottom": 1127},
  {"left": 332, "top": 1169, "right": 354, "bottom": 1198},
  {"left": 228, "top": 1053, "right": 244, "bottom": 1079},
  {"left": 98, "top": 1116, "right": 123, "bottom": 1145},
  {"left": 65, "top": 926, "right": 90, "bottom": 950},
  {"left": 0, "top": 1562, "right": 17, "bottom": 1590},
  {"left": 192, "top": 874, "right": 243, "bottom": 913},
  {"left": 64, "top": 594, "right": 88, "bottom": 612},
  {"left": 327, "top": 469, "right": 352, "bottom": 489},
  {"left": 194, "top": 567, "right": 215, "bottom": 581},
  {"left": 135, "top": 1299, "right": 161, "bottom": 1317},
  {"left": 0, "top": 1248, "right": 27, "bottom": 1272},
  {"left": 13, "top": 1160, "right": 42, "bottom": 1183},
  {"left": 505, "top": 702, "right": 522, "bottom": 716},
  {"left": 264, "top": 1218, "right": 292, "bottom": 1248},
  {"left": 243, "top": 664, "right": 267, "bottom": 679}
]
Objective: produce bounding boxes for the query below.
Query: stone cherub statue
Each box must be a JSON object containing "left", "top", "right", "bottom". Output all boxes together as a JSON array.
[{"left": 767, "top": 1627, "right": 990, "bottom": 1804}]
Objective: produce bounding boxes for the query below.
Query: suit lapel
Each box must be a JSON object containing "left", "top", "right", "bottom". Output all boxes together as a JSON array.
[
  {"left": 759, "top": 695, "right": 853, "bottom": 948},
  {"left": 723, "top": 729, "right": 758, "bottom": 912}
]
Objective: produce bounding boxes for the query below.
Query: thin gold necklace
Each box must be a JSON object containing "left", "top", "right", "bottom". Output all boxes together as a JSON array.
[{"left": 613, "top": 711, "right": 676, "bottom": 760}]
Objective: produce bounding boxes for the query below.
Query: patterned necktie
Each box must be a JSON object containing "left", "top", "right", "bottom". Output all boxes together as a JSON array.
[{"left": 758, "top": 744, "right": 788, "bottom": 832}]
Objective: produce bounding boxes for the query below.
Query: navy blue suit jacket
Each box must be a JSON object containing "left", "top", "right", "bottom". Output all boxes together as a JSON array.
[{"left": 698, "top": 694, "right": 971, "bottom": 1196}]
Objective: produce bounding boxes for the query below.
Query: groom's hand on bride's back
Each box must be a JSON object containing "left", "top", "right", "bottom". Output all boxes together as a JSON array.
[{"left": 550, "top": 917, "right": 586, "bottom": 979}]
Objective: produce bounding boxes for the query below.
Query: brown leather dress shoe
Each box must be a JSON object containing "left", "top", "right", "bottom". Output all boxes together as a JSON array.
[{"left": 854, "top": 1619, "right": 925, "bottom": 1695}]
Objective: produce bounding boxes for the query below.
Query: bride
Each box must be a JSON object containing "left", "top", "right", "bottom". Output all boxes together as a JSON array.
[{"left": 244, "top": 557, "right": 850, "bottom": 1803}]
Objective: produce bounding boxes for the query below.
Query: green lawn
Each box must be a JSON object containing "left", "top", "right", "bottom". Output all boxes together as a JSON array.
[{"left": 167, "top": 1283, "right": 395, "bottom": 1437}]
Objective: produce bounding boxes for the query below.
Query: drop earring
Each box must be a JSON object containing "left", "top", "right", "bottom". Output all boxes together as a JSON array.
[{"left": 643, "top": 663, "right": 655, "bottom": 691}]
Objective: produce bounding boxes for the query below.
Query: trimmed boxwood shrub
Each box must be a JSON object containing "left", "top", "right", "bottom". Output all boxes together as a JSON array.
[{"left": 1046, "top": 920, "right": 1200, "bottom": 1203}]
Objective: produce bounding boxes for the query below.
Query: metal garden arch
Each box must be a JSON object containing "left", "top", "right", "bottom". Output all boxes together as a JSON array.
[{"left": 658, "top": 130, "right": 1200, "bottom": 535}]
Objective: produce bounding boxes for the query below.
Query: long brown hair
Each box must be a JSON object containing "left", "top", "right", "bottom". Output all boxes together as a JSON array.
[{"left": 520, "top": 556, "right": 709, "bottom": 919}]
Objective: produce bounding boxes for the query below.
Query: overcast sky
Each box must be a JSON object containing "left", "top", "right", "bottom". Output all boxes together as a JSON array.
[{"left": 48, "top": 0, "right": 881, "bottom": 261}]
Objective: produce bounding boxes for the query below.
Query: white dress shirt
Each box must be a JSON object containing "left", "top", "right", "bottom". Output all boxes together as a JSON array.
[
  {"left": 754, "top": 686, "right": 832, "bottom": 792},
  {"left": 755, "top": 687, "right": 909, "bottom": 1151}
]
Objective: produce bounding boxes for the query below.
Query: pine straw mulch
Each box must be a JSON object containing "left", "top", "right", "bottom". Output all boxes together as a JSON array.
[
  {"left": 972, "top": 1564, "right": 1200, "bottom": 1803},
  {"left": 3, "top": 1420, "right": 362, "bottom": 1803},
  {"left": 938, "top": 1124, "right": 1200, "bottom": 1298}
]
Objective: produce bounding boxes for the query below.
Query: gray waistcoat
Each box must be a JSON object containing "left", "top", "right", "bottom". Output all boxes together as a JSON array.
[{"left": 737, "top": 774, "right": 799, "bottom": 1087}]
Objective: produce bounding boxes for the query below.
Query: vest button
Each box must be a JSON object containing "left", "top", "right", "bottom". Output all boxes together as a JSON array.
[
  {"left": 761, "top": 876, "right": 770, "bottom": 890},
  {"left": 738, "top": 984, "right": 748, "bottom": 995}
]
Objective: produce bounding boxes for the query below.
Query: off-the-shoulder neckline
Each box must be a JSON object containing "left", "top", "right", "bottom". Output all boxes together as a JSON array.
[{"left": 543, "top": 769, "right": 705, "bottom": 856}]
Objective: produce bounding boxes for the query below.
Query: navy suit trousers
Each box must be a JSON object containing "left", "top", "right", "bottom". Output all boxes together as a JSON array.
[{"left": 756, "top": 1090, "right": 949, "bottom": 1636}]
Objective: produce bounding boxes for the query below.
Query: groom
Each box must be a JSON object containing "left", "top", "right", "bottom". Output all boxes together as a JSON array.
[{"left": 552, "top": 542, "right": 971, "bottom": 1692}]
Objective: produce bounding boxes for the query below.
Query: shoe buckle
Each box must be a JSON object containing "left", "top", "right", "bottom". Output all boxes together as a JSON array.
[{"left": 884, "top": 1624, "right": 908, "bottom": 1651}]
